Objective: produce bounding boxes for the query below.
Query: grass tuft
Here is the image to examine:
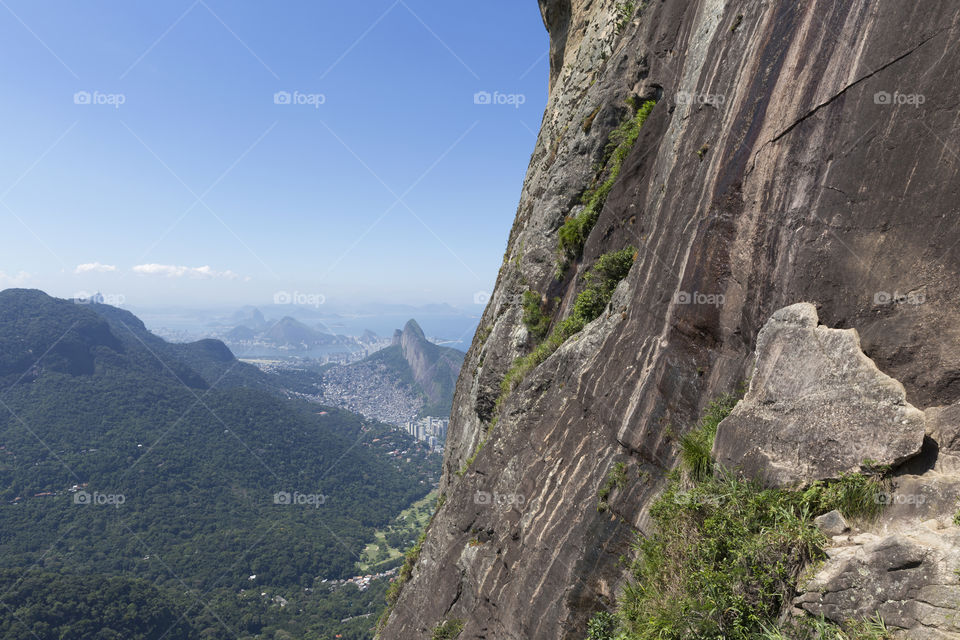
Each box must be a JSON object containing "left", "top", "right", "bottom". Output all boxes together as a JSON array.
[
  {"left": 431, "top": 618, "right": 464, "bottom": 639},
  {"left": 521, "top": 290, "right": 551, "bottom": 342},
  {"left": 678, "top": 393, "right": 740, "bottom": 482},
  {"left": 500, "top": 248, "right": 636, "bottom": 403},
  {"left": 598, "top": 462, "right": 628, "bottom": 512},
  {"left": 556, "top": 101, "right": 655, "bottom": 277},
  {"left": 597, "top": 394, "right": 893, "bottom": 640},
  {"left": 377, "top": 530, "right": 429, "bottom": 634}
]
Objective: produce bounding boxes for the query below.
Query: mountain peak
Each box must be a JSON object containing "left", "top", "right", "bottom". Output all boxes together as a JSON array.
[{"left": 402, "top": 318, "right": 426, "bottom": 341}]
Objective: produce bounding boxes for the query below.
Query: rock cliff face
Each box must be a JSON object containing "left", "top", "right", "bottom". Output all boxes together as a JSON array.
[{"left": 379, "top": 0, "right": 960, "bottom": 638}]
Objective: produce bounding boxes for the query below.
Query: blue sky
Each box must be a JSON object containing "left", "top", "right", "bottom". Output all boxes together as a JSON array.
[{"left": 0, "top": 0, "right": 549, "bottom": 308}]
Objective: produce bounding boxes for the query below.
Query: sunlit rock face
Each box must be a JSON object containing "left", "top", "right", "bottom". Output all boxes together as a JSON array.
[{"left": 380, "top": 0, "right": 960, "bottom": 637}]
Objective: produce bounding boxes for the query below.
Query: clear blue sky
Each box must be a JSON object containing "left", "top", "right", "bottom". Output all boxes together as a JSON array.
[{"left": 0, "top": 0, "right": 549, "bottom": 308}]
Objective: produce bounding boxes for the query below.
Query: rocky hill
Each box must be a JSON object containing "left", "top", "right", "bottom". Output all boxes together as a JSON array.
[
  {"left": 379, "top": 1, "right": 960, "bottom": 638},
  {"left": 320, "top": 320, "right": 465, "bottom": 423}
]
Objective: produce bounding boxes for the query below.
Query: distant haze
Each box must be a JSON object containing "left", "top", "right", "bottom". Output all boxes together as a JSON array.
[{"left": 0, "top": 1, "right": 548, "bottom": 307}]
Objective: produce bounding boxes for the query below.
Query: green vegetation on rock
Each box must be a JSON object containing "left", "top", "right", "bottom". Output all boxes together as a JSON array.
[
  {"left": 597, "top": 461, "right": 628, "bottom": 512},
  {"left": 456, "top": 440, "right": 486, "bottom": 477},
  {"left": 378, "top": 530, "right": 428, "bottom": 635},
  {"left": 678, "top": 393, "right": 740, "bottom": 482},
  {"left": 502, "top": 247, "right": 636, "bottom": 400},
  {"left": 522, "top": 290, "right": 552, "bottom": 341},
  {"left": 557, "top": 100, "right": 655, "bottom": 277},
  {"left": 431, "top": 618, "right": 464, "bottom": 639},
  {"left": 462, "top": 249, "right": 637, "bottom": 479},
  {"left": 593, "top": 394, "right": 891, "bottom": 640},
  {"left": 760, "top": 616, "right": 890, "bottom": 640},
  {"left": 615, "top": 2, "right": 639, "bottom": 33}
]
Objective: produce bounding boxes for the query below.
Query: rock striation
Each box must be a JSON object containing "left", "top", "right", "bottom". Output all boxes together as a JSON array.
[{"left": 379, "top": 0, "right": 960, "bottom": 638}]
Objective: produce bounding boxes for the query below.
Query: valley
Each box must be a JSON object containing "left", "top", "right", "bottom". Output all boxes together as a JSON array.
[{"left": 0, "top": 289, "right": 447, "bottom": 638}]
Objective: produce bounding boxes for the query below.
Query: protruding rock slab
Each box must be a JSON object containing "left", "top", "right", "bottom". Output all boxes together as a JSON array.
[
  {"left": 796, "top": 528, "right": 960, "bottom": 639},
  {"left": 712, "top": 303, "right": 926, "bottom": 488},
  {"left": 814, "top": 510, "right": 850, "bottom": 537}
]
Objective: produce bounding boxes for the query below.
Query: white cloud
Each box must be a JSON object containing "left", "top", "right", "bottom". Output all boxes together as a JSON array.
[
  {"left": 74, "top": 262, "right": 117, "bottom": 274},
  {"left": 132, "top": 264, "right": 241, "bottom": 279},
  {"left": 0, "top": 271, "right": 30, "bottom": 286}
]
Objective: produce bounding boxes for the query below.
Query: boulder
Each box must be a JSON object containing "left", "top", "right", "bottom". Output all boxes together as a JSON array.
[
  {"left": 796, "top": 528, "right": 960, "bottom": 639},
  {"left": 814, "top": 510, "right": 850, "bottom": 537},
  {"left": 712, "top": 303, "right": 926, "bottom": 488}
]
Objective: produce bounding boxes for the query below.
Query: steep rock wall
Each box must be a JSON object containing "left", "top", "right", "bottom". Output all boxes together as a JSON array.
[{"left": 381, "top": 0, "right": 960, "bottom": 637}]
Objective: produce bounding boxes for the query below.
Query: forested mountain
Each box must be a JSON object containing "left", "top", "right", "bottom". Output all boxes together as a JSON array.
[{"left": 0, "top": 289, "right": 437, "bottom": 638}]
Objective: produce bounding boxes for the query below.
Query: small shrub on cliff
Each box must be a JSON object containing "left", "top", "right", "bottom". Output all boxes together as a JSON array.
[
  {"left": 556, "top": 101, "right": 656, "bottom": 277},
  {"left": 501, "top": 247, "right": 636, "bottom": 397},
  {"left": 378, "top": 531, "right": 428, "bottom": 632},
  {"left": 678, "top": 393, "right": 740, "bottom": 482},
  {"left": 587, "top": 611, "right": 621, "bottom": 639},
  {"left": 456, "top": 440, "right": 485, "bottom": 477},
  {"left": 598, "top": 461, "right": 629, "bottom": 512},
  {"left": 431, "top": 618, "right": 464, "bottom": 639},
  {"left": 522, "top": 290, "right": 551, "bottom": 341},
  {"left": 615, "top": 1, "right": 639, "bottom": 33},
  {"left": 602, "top": 395, "right": 892, "bottom": 640},
  {"left": 799, "top": 472, "right": 888, "bottom": 523}
]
